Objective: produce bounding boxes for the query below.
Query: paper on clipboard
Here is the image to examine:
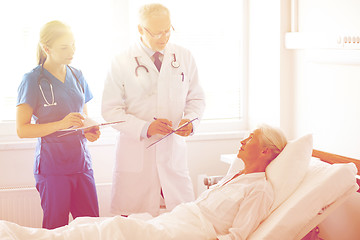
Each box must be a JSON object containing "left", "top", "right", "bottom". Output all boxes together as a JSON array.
[
  {"left": 57, "top": 118, "right": 125, "bottom": 137},
  {"left": 146, "top": 118, "right": 198, "bottom": 148}
]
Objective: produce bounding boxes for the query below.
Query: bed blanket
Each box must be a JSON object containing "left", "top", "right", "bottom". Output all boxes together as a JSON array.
[{"left": 0, "top": 202, "right": 217, "bottom": 240}]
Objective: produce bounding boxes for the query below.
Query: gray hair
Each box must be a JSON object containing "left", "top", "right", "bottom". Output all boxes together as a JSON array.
[
  {"left": 138, "top": 3, "right": 170, "bottom": 26},
  {"left": 258, "top": 124, "right": 288, "bottom": 157}
]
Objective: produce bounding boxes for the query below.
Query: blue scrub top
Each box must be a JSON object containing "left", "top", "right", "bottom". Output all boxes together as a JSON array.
[{"left": 17, "top": 65, "right": 94, "bottom": 175}]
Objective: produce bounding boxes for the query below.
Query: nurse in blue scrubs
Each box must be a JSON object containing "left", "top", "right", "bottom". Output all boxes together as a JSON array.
[{"left": 16, "top": 20, "right": 100, "bottom": 229}]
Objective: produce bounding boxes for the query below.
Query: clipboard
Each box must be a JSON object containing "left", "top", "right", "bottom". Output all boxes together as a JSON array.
[
  {"left": 57, "top": 120, "right": 125, "bottom": 137},
  {"left": 146, "top": 118, "right": 198, "bottom": 148}
]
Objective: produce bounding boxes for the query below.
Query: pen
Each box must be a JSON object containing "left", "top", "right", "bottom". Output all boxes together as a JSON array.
[
  {"left": 154, "top": 117, "right": 172, "bottom": 127},
  {"left": 147, "top": 117, "right": 198, "bottom": 148}
]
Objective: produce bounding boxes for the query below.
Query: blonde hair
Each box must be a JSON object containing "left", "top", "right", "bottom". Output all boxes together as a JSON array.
[
  {"left": 138, "top": 3, "right": 170, "bottom": 26},
  {"left": 258, "top": 124, "right": 288, "bottom": 157},
  {"left": 36, "top": 20, "right": 72, "bottom": 65}
]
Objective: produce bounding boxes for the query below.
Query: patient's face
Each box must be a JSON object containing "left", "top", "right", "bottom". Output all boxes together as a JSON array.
[{"left": 237, "top": 129, "right": 264, "bottom": 162}]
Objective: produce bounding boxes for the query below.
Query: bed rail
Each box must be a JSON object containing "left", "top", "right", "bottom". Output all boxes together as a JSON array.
[
  {"left": 312, "top": 149, "right": 360, "bottom": 192},
  {"left": 312, "top": 149, "right": 360, "bottom": 175}
]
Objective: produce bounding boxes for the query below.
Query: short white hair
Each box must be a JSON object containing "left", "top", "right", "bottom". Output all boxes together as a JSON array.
[
  {"left": 257, "top": 124, "right": 287, "bottom": 157},
  {"left": 138, "top": 3, "right": 170, "bottom": 26}
]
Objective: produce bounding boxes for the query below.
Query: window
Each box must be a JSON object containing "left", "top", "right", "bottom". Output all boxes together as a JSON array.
[
  {"left": 0, "top": 0, "right": 113, "bottom": 122},
  {"left": 0, "top": 0, "right": 247, "bottom": 137}
]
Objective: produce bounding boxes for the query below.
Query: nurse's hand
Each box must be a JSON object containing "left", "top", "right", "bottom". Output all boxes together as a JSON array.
[
  {"left": 59, "top": 113, "right": 84, "bottom": 130},
  {"left": 84, "top": 126, "right": 101, "bottom": 142},
  {"left": 147, "top": 118, "right": 173, "bottom": 138},
  {"left": 175, "top": 119, "right": 193, "bottom": 137}
]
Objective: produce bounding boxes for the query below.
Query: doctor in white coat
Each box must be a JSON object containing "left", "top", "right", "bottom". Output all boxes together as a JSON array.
[{"left": 101, "top": 3, "right": 205, "bottom": 217}]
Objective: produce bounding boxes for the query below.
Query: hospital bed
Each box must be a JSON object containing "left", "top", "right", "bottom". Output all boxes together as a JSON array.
[
  {"left": 0, "top": 135, "right": 359, "bottom": 240},
  {"left": 204, "top": 134, "right": 360, "bottom": 239}
]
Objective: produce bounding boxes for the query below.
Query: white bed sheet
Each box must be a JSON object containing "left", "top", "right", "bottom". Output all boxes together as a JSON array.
[
  {"left": 0, "top": 202, "right": 217, "bottom": 240},
  {"left": 248, "top": 158, "right": 359, "bottom": 240}
]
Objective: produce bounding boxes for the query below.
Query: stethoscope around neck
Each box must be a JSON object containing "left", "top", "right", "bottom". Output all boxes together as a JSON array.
[
  {"left": 134, "top": 53, "right": 180, "bottom": 77},
  {"left": 37, "top": 64, "right": 84, "bottom": 107}
]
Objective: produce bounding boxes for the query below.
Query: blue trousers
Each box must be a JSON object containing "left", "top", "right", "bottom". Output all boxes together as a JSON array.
[{"left": 35, "top": 170, "right": 99, "bottom": 229}]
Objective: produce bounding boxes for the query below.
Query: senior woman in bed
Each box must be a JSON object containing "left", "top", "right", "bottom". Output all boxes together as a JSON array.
[{"left": 0, "top": 124, "right": 287, "bottom": 240}]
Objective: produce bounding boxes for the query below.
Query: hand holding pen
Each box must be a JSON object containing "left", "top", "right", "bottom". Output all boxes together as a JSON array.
[
  {"left": 58, "top": 112, "right": 84, "bottom": 130},
  {"left": 147, "top": 118, "right": 173, "bottom": 138},
  {"left": 146, "top": 118, "right": 198, "bottom": 148}
]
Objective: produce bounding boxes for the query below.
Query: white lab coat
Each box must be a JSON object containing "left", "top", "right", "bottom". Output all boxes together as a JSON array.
[{"left": 102, "top": 42, "right": 205, "bottom": 216}]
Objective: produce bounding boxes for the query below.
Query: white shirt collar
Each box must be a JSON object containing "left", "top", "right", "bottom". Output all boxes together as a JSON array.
[{"left": 139, "top": 38, "right": 165, "bottom": 57}]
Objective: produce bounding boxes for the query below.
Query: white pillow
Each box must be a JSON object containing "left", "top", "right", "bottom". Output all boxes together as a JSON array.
[
  {"left": 249, "top": 160, "right": 358, "bottom": 240},
  {"left": 266, "top": 134, "right": 313, "bottom": 212}
]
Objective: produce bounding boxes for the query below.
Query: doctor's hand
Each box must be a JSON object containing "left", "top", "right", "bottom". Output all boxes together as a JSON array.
[
  {"left": 58, "top": 112, "right": 84, "bottom": 130},
  {"left": 84, "top": 126, "right": 101, "bottom": 142},
  {"left": 175, "top": 119, "right": 193, "bottom": 137},
  {"left": 147, "top": 118, "right": 173, "bottom": 138}
]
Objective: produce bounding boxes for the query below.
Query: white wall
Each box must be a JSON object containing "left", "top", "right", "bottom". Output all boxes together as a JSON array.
[
  {"left": 249, "top": 0, "right": 360, "bottom": 160},
  {"left": 291, "top": 0, "right": 360, "bottom": 158}
]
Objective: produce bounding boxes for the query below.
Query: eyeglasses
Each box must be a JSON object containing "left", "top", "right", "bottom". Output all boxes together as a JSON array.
[{"left": 143, "top": 25, "right": 174, "bottom": 39}]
